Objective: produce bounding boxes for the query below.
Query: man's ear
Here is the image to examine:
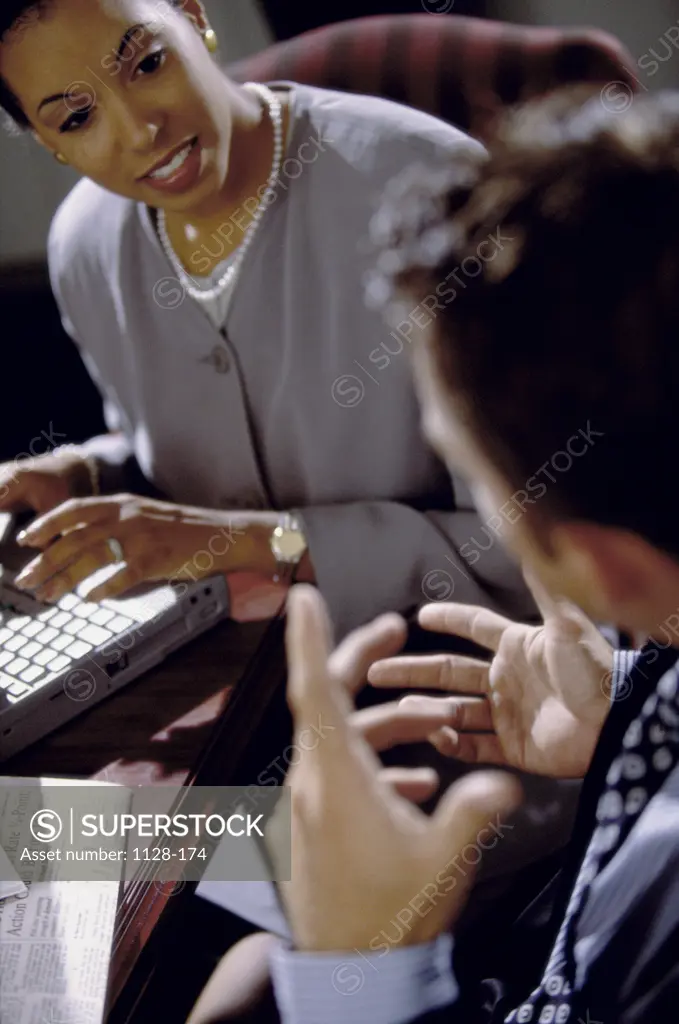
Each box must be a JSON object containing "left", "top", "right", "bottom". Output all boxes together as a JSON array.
[{"left": 552, "top": 520, "right": 679, "bottom": 634}]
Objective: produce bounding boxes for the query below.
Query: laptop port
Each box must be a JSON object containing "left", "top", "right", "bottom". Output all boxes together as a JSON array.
[{"left": 105, "top": 653, "right": 129, "bottom": 678}]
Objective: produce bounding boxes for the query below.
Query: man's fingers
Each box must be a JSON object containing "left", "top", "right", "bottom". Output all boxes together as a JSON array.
[
  {"left": 328, "top": 611, "right": 407, "bottom": 697},
  {"left": 522, "top": 567, "right": 560, "bottom": 623},
  {"left": 378, "top": 767, "right": 439, "bottom": 804},
  {"left": 351, "top": 695, "right": 492, "bottom": 752},
  {"left": 368, "top": 654, "right": 489, "bottom": 694},
  {"left": 429, "top": 727, "right": 507, "bottom": 766},
  {"left": 418, "top": 603, "right": 510, "bottom": 652},
  {"left": 431, "top": 697, "right": 493, "bottom": 733},
  {"left": 285, "top": 586, "right": 353, "bottom": 744},
  {"left": 432, "top": 769, "right": 523, "bottom": 859},
  {"left": 351, "top": 696, "right": 459, "bottom": 753}
]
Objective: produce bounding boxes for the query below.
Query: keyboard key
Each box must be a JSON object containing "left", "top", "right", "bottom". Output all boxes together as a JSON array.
[
  {"left": 108, "top": 615, "right": 134, "bottom": 634},
  {"left": 64, "top": 619, "right": 85, "bottom": 636},
  {"left": 6, "top": 657, "right": 29, "bottom": 677},
  {"left": 0, "top": 651, "right": 14, "bottom": 669},
  {"left": 20, "top": 664, "right": 45, "bottom": 684},
  {"left": 50, "top": 612, "right": 71, "bottom": 630},
  {"left": 35, "top": 647, "right": 58, "bottom": 666},
  {"left": 0, "top": 674, "right": 14, "bottom": 689},
  {"left": 37, "top": 607, "right": 58, "bottom": 622},
  {"left": 78, "top": 624, "right": 113, "bottom": 647},
  {"left": 5, "top": 635, "right": 28, "bottom": 653},
  {"left": 0, "top": 628, "right": 12, "bottom": 645},
  {"left": 51, "top": 635, "right": 73, "bottom": 652},
  {"left": 90, "top": 608, "right": 115, "bottom": 626},
  {"left": 7, "top": 616, "right": 31, "bottom": 632},
  {"left": 20, "top": 641, "right": 42, "bottom": 660},
  {"left": 21, "top": 620, "right": 44, "bottom": 638},
  {"left": 46, "top": 654, "right": 71, "bottom": 673},
  {"left": 64, "top": 640, "right": 93, "bottom": 661},
  {"left": 8, "top": 681, "right": 31, "bottom": 697},
  {"left": 57, "top": 594, "right": 79, "bottom": 611},
  {"left": 73, "top": 602, "right": 98, "bottom": 619},
  {"left": 35, "top": 626, "right": 59, "bottom": 646}
]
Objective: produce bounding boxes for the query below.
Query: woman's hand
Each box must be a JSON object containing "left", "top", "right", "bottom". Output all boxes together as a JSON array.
[
  {"left": 367, "top": 577, "right": 614, "bottom": 779},
  {"left": 0, "top": 449, "right": 93, "bottom": 514},
  {"left": 275, "top": 585, "right": 521, "bottom": 953},
  {"left": 12, "top": 493, "right": 272, "bottom": 602}
]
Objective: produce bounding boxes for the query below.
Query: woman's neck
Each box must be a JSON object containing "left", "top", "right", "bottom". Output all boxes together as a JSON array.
[
  {"left": 171, "top": 82, "right": 290, "bottom": 233},
  {"left": 158, "top": 83, "right": 290, "bottom": 273}
]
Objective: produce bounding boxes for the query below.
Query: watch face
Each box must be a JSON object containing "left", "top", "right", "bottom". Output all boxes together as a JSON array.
[{"left": 272, "top": 526, "right": 307, "bottom": 562}]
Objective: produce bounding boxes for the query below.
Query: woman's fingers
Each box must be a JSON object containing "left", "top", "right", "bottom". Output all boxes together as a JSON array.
[
  {"left": 31, "top": 542, "right": 119, "bottom": 602},
  {"left": 378, "top": 767, "right": 439, "bottom": 804},
  {"left": 418, "top": 602, "right": 511, "bottom": 652},
  {"left": 14, "top": 522, "right": 124, "bottom": 591},
  {"left": 368, "top": 653, "right": 490, "bottom": 694},
  {"left": 17, "top": 496, "right": 123, "bottom": 548},
  {"left": 0, "top": 467, "right": 28, "bottom": 511},
  {"left": 86, "top": 563, "right": 144, "bottom": 602},
  {"left": 429, "top": 727, "right": 507, "bottom": 766}
]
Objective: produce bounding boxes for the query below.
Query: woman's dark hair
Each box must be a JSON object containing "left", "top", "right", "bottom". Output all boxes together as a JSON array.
[
  {"left": 370, "top": 87, "right": 679, "bottom": 560},
  {"left": 0, "top": 0, "right": 186, "bottom": 131},
  {"left": 0, "top": 2, "right": 52, "bottom": 129}
]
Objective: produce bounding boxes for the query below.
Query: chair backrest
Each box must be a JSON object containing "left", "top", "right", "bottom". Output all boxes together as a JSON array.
[{"left": 226, "top": 13, "right": 637, "bottom": 141}]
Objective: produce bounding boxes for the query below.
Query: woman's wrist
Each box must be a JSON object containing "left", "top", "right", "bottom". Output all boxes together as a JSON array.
[{"left": 213, "top": 511, "right": 315, "bottom": 582}]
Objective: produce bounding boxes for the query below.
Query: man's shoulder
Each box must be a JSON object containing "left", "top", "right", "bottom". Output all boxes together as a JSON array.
[
  {"left": 47, "top": 177, "right": 137, "bottom": 281},
  {"left": 285, "top": 82, "right": 484, "bottom": 176}
]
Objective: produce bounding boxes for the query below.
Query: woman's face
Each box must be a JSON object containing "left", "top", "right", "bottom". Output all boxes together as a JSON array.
[{"left": 0, "top": 0, "right": 235, "bottom": 213}]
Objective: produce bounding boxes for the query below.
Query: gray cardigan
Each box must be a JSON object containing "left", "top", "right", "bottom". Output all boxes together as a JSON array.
[{"left": 47, "top": 82, "right": 530, "bottom": 638}]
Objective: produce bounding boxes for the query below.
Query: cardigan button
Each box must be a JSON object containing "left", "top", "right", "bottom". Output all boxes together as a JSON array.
[{"left": 199, "top": 346, "right": 231, "bottom": 374}]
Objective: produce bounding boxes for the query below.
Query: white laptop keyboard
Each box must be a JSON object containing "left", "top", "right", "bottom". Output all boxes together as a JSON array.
[{"left": 0, "top": 591, "right": 136, "bottom": 704}]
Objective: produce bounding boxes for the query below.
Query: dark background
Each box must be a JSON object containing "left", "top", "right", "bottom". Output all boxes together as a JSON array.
[
  {"left": 1, "top": 4, "right": 486, "bottom": 466},
  {"left": 259, "top": 0, "right": 486, "bottom": 39}
]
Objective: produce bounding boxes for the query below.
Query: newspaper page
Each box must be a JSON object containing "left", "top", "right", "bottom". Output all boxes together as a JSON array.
[
  {"left": 0, "top": 841, "right": 27, "bottom": 903},
  {"left": 0, "top": 779, "right": 130, "bottom": 1024}
]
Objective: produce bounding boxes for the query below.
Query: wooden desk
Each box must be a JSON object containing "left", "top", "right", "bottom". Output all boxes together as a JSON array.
[
  {"left": 4, "top": 617, "right": 273, "bottom": 784},
  {"left": 3, "top": 614, "right": 289, "bottom": 1021}
]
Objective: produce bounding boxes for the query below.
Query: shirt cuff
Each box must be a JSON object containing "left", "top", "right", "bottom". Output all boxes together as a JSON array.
[
  {"left": 270, "top": 933, "right": 456, "bottom": 1024},
  {"left": 612, "top": 648, "right": 640, "bottom": 699}
]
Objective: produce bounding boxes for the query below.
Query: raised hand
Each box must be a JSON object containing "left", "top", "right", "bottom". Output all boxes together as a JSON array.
[
  {"left": 367, "top": 578, "right": 614, "bottom": 778},
  {"left": 276, "top": 585, "right": 521, "bottom": 953}
]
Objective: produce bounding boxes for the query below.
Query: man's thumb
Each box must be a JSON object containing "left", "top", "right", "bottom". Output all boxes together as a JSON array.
[{"left": 431, "top": 770, "right": 523, "bottom": 862}]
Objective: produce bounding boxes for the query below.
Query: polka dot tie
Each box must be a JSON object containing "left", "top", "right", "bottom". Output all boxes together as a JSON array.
[{"left": 505, "top": 665, "right": 679, "bottom": 1023}]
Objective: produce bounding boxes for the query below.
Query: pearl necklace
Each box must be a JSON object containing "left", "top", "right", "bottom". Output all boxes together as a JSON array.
[{"left": 157, "top": 83, "right": 284, "bottom": 304}]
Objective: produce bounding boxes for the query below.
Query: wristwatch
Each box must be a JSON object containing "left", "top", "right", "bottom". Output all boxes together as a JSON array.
[{"left": 270, "top": 512, "right": 308, "bottom": 584}]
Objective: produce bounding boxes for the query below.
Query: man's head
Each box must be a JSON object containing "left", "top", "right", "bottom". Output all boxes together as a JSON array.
[{"left": 371, "top": 88, "right": 679, "bottom": 638}]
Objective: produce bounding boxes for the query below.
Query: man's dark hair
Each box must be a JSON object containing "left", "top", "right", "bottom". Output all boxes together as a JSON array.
[
  {"left": 0, "top": 0, "right": 185, "bottom": 130},
  {"left": 371, "top": 87, "right": 679, "bottom": 559}
]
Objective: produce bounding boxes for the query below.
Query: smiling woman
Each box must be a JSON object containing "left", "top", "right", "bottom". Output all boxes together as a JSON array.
[{"left": 0, "top": 0, "right": 534, "bottom": 636}]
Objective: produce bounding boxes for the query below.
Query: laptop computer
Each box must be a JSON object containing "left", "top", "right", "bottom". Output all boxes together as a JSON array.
[{"left": 0, "top": 511, "right": 230, "bottom": 760}]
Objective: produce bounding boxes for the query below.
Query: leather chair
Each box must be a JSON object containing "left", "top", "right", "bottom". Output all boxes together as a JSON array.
[{"left": 227, "top": 13, "right": 637, "bottom": 143}]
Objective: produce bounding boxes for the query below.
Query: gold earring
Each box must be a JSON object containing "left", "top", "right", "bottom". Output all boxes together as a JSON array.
[
  {"left": 204, "top": 28, "right": 218, "bottom": 53},
  {"left": 53, "top": 152, "right": 68, "bottom": 165}
]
